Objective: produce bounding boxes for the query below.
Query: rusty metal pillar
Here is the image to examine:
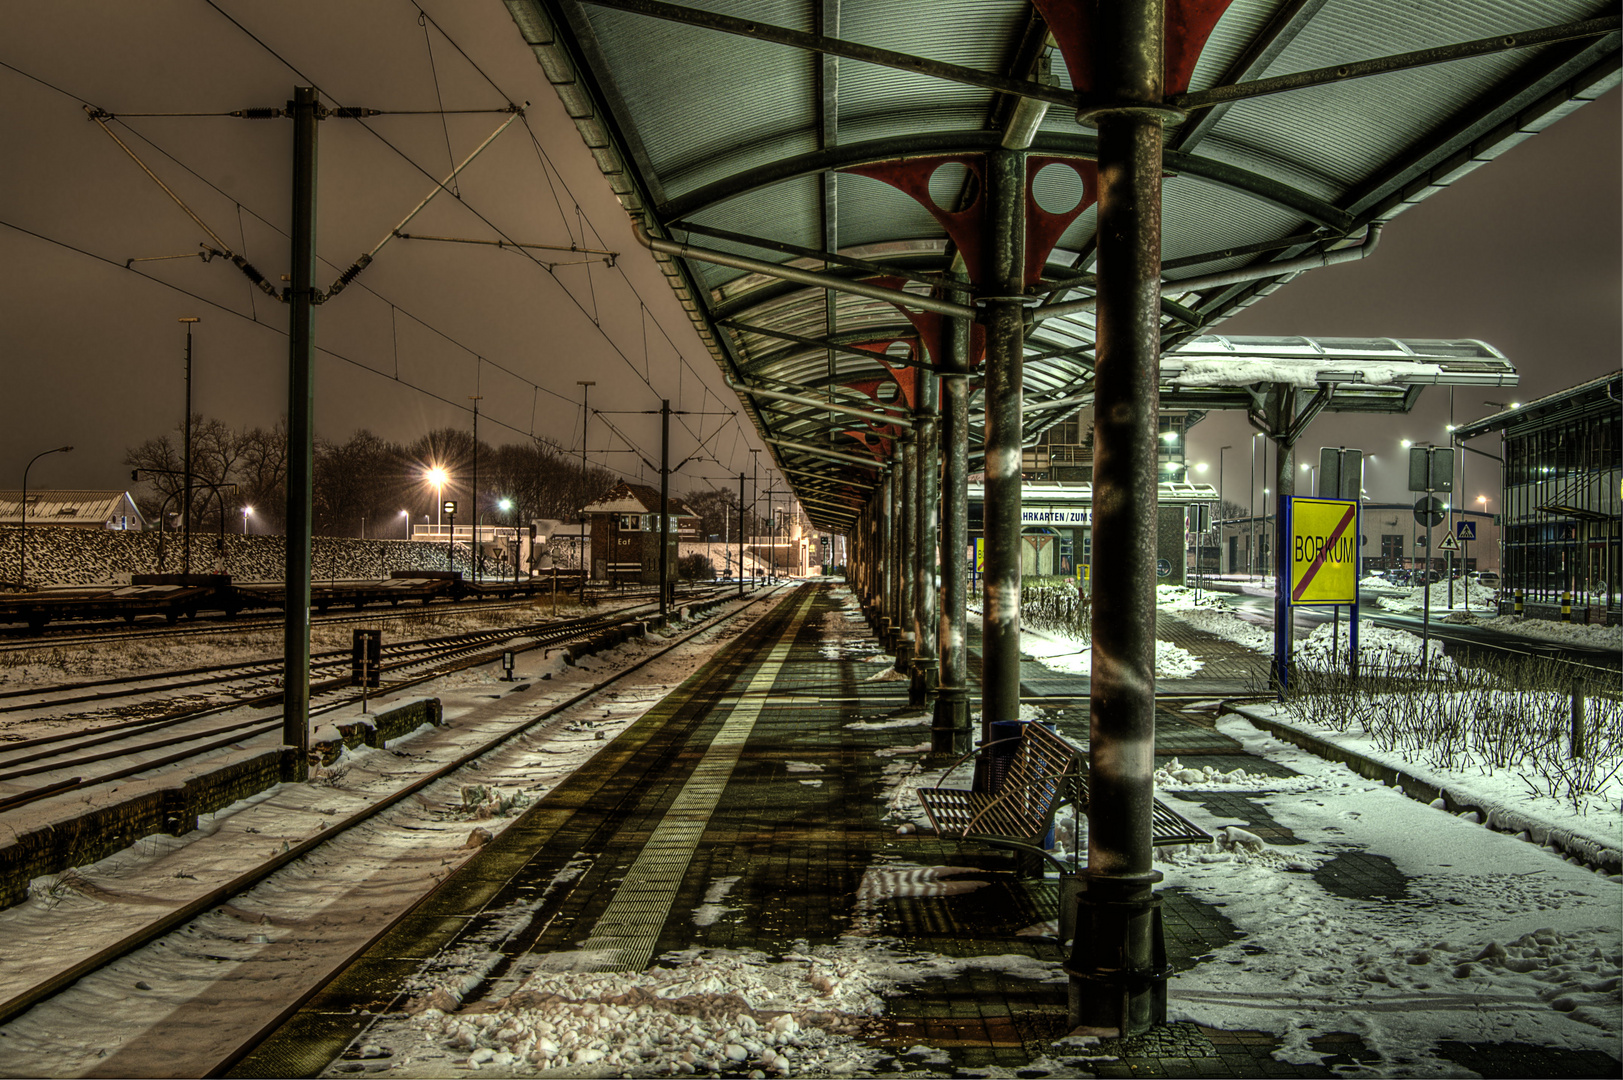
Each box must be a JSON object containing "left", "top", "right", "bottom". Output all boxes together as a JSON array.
[
  {"left": 978, "top": 147, "right": 1027, "bottom": 761},
  {"left": 912, "top": 374, "right": 940, "bottom": 705},
  {"left": 1067, "top": 0, "right": 1172, "bottom": 1037},
  {"left": 897, "top": 436, "right": 918, "bottom": 673},
  {"left": 934, "top": 280, "right": 973, "bottom": 752},
  {"left": 881, "top": 464, "right": 897, "bottom": 649}
]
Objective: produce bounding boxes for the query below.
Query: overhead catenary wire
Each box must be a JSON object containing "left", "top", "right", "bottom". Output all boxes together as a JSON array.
[
  {"left": 0, "top": 216, "right": 657, "bottom": 485},
  {"left": 9, "top": 16, "right": 766, "bottom": 481}
]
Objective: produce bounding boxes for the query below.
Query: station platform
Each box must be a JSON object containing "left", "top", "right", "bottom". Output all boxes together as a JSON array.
[{"left": 227, "top": 582, "right": 1620, "bottom": 1079}]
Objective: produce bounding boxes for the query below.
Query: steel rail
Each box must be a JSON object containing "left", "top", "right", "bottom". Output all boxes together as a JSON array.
[
  {"left": 0, "top": 585, "right": 787, "bottom": 1036},
  {"left": 208, "top": 584, "right": 799, "bottom": 1076}
]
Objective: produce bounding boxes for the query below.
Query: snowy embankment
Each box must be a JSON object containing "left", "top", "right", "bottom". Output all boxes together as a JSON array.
[{"left": 0, "top": 527, "right": 582, "bottom": 589}]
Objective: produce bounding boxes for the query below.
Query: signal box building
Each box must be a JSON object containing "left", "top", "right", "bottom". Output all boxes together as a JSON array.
[
  {"left": 1455, "top": 372, "right": 1621, "bottom": 624},
  {"left": 581, "top": 482, "right": 699, "bottom": 585}
]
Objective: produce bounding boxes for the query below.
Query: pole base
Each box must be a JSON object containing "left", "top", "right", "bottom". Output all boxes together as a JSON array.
[
  {"left": 1063, "top": 871, "right": 1167, "bottom": 1037},
  {"left": 893, "top": 637, "right": 914, "bottom": 675},
  {"left": 909, "top": 656, "right": 938, "bottom": 706},
  {"left": 931, "top": 689, "right": 971, "bottom": 755}
]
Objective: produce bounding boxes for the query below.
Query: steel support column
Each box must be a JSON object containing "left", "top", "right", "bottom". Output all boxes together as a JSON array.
[
  {"left": 911, "top": 374, "right": 940, "bottom": 705},
  {"left": 282, "top": 85, "right": 318, "bottom": 781},
  {"left": 897, "top": 435, "right": 917, "bottom": 674},
  {"left": 881, "top": 465, "right": 897, "bottom": 648},
  {"left": 1067, "top": 0, "right": 1169, "bottom": 1037},
  {"left": 978, "top": 147, "right": 1027, "bottom": 762},
  {"left": 934, "top": 281, "right": 973, "bottom": 752}
]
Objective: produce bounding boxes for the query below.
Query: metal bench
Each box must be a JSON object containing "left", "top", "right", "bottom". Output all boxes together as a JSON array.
[{"left": 916, "top": 722, "right": 1209, "bottom": 871}]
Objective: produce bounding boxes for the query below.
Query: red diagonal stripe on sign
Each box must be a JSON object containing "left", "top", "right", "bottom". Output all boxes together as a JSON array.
[{"left": 1292, "top": 504, "right": 1356, "bottom": 603}]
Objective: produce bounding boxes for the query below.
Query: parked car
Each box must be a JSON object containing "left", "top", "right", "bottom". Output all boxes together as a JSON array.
[{"left": 1470, "top": 570, "right": 1501, "bottom": 589}]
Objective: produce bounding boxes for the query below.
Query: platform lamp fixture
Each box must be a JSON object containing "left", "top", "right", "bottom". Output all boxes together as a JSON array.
[
  {"left": 18, "top": 444, "right": 73, "bottom": 588},
  {"left": 426, "top": 466, "right": 448, "bottom": 533}
]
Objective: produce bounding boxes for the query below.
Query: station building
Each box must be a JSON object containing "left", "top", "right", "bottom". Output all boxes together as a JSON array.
[
  {"left": 968, "top": 480, "right": 1218, "bottom": 585},
  {"left": 1455, "top": 372, "right": 1622, "bottom": 624},
  {"left": 0, "top": 490, "right": 145, "bottom": 531}
]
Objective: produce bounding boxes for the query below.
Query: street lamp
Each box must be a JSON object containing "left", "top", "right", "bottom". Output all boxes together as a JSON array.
[
  {"left": 1217, "top": 444, "right": 1232, "bottom": 575},
  {"left": 499, "top": 498, "right": 516, "bottom": 585},
  {"left": 400, "top": 509, "right": 410, "bottom": 539},
  {"left": 426, "top": 466, "right": 448, "bottom": 533},
  {"left": 19, "top": 445, "right": 73, "bottom": 588},
  {"left": 242, "top": 506, "right": 252, "bottom": 535}
]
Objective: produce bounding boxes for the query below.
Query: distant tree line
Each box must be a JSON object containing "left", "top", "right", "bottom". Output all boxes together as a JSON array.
[{"left": 125, "top": 416, "right": 619, "bottom": 539}]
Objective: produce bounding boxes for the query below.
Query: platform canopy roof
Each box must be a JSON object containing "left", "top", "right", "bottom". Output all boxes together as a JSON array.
[{"left": 502, "top": 0, "right": 1617, "bottom": 531}]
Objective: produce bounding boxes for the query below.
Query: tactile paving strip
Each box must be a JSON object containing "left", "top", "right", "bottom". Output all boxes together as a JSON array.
[{"left": 577, "top": 590, "right": 815, "bottom": 972}]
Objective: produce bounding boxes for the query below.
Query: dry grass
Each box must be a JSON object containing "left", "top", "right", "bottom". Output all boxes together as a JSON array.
[{"left": 1275, "top": 653, "right": 1623, "bottom": 811}]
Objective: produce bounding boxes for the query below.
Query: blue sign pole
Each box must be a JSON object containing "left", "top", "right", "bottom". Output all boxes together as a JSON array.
[
  {"left": 1350, "top": 502, "right": 1360, "bottom": 679},
  {"left": 1274, "top": 493, "right": 1290, "bottom": 697}
]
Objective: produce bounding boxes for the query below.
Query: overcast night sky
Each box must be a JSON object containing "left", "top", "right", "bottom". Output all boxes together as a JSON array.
[{"left": 2, "top": 3, "right": 1619, "bottom": 517}]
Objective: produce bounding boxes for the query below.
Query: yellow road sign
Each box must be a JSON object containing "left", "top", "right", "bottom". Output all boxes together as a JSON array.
[{"left": 1290, "top": 497, "right": 1359, "bottom": 605}]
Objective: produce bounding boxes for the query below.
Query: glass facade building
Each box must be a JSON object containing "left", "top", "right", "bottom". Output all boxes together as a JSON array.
[{"left": 1456, "top": 373, "right": 1621, "bottom": 623}]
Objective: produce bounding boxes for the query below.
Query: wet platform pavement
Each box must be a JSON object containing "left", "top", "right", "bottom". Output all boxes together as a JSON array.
[{"left": 234, "top": 583, "right": 1621, "bottom": 1079}]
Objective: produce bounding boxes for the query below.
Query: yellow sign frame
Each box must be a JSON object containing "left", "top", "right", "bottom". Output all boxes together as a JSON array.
[{"left": 1289, "top": 497, "right": 1359, "bottom": 605}]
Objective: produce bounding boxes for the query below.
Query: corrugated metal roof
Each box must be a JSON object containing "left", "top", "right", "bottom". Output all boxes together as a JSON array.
[
  {"left": 0, "top": 490, "right": 144, "bottom": 527},
  {"left": 504, "top": 0, "right": 1618, "bottom": 530}
]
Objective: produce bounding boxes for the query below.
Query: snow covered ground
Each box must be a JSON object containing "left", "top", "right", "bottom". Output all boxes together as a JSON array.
[{"left": 1162, "top": 717, "right": 1622, "bottom": 1074}]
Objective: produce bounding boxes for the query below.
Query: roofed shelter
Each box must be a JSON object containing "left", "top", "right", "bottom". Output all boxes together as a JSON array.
[{"left": 509, "top": 0, "right": 1617, "bottom": 1032}]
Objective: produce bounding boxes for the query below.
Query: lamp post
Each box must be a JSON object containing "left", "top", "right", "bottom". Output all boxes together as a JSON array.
[
  {"left": 242, "top": 506, "right": 252, "bottom": 535},
  {"left": 177, "top": 317, "right": 202, "bottom": 575},
  {"left": 749, "top": 448, "right": 761, "bottom": 589},
  {"left": 18, "top": 445, "right": 73, "bottom": 588},
  {"left": 426, "top": 466, "right": 447, "bottom": 534},
  {"left": 400, "top": 509, "right": 409, "bottom": 540},
  {"left": 1218, "top": 444, "right": 1232, "bottom": 574},
  {"left": 1249, "top": 434, "right": 1262, "bottom": 579},
  {"left": 499, "top": 497, "right": 516, "bottom": 586}
]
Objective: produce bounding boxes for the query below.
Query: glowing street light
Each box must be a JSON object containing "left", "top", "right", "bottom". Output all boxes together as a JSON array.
[
  {"left": 426, "top": 466, "right": 448, "bottom": 532},
  {"left": 399, "top": 508, "right": 410, "bottom": 539},
  {"left": 242, "top": 505, "right": 252, "bottom": 535}
]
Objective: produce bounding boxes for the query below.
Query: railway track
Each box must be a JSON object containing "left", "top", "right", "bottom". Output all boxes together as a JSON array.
[
  {"left": 0, "top": 581, "right": 725, "bottom": 653},
  {"left": 0, "top": 583, "right": 792, "bottom": 1052},
  {"left": 0, "top": 602, "right": 694, "bottom": 816}
]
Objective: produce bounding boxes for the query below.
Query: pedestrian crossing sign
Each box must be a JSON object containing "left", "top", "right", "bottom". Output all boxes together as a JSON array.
[{"left": 1456, "top": 520, "right": 1477, "bottom": 541}]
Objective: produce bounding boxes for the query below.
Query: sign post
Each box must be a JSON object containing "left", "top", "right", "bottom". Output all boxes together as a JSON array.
[{"left": 1286, "top": 496, "right": 1361, "bottom": 693}]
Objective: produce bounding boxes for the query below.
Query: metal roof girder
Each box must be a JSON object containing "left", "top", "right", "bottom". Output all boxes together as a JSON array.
[
  {"left": 763, "top": 436, "right": 886, "bottom": 470},
  {"left": 634, "top": 223, "right": 976, "bottom": 318},
  {"left": 573, "top": 0, "right": 1083, "bottom": 111},
  {"left": 1169, "top": 16, "right": 1622, "bottom": 113},
  {"left": 659, "top": 131, "right": 1352, "bottom": 233},
  {"left": 722, "top": 319, "right": 930, "bottom": 372},
  {"left": 1341, "top": 34, "right": 1622, "bottom": 222},
  {"left": 724, "top": 377, "right": 914, "bottom": 430}
]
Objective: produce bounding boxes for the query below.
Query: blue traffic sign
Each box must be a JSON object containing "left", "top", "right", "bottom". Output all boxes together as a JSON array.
[{"left": 1456, "top": 520, "right": 1477, "bottom": 541}]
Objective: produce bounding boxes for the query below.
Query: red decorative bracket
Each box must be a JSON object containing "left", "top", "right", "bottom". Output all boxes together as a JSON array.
[
  {"left": 1033, "top": 0, "right": 1236, "bottom": 99},
  {"left": 843, "top": 158, "right": 1096, "bottom": 289}
]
